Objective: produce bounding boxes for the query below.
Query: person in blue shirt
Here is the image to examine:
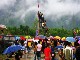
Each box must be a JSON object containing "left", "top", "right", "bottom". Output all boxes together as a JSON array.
[{"left": 51, "top": 45, "right": 55, "bottom": 60}]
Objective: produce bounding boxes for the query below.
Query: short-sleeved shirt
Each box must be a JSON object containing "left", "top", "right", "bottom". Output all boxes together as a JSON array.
[
  {"left": 63, "top": 46, "right": 73, "bottom": 60},
  {"left": 37, "top": 44, "right": 42, "bottom": 51}
]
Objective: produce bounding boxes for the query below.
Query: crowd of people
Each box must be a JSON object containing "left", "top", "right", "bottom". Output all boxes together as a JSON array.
[
  {"left": 5, "top": 37, "right": 80, "bottom": 60},
  {"left": 33, "top": 38, "right": 80, "bottom": 60}
]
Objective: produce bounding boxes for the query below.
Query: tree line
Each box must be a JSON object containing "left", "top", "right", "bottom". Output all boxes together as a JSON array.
[{"left": 0, "top": 25, "right": 80, "bottom": 37}]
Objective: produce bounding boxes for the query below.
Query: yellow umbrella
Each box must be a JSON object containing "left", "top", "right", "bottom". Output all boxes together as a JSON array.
[
  {"left": 25, "top": 36, "right": 31, "bottom": 39},
  {"left": 61, "top": 37, "right": 66, "bottom": 41},
  {"left": 54, "top": 36, "right": 61, "bottom": 40}
]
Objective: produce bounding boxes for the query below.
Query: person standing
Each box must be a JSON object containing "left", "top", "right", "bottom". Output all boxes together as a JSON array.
[
  {"left": 36, "top": 41, "right": 42, "bottom": 60},
  {"left": 51, "top": 45, "right": 55, "bottom": 60},
  {"left": 15, "top": 40, "right": 19, "bottom": 45},
  {"left": 42, "top": 40, "right": 46, "bottom": 53},
  {"left": 27, "top": 41, "right": 31, "bottom": 53},
  {"left": 34, "top": 42, "right": 37, "bottom": 60},
  {"left": 15, "top": 50, "right": 22, "bottom": 60},
  {"left": 44, "top": 44, "right": 51, "bottom": 60},
  {"left": 75, "top": 44, "right": 80, "bottom": 60},
  {"left": 63, "top": 42, "right": 73, "bottom": 60}
]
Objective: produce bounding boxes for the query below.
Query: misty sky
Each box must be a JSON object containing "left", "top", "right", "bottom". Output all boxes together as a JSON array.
[{"left": 0, "top": 0, "right": 80, "bottom": 28}]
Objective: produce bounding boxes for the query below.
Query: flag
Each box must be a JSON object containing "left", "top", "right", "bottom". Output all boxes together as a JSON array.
[
  {"left": 38, "top": 4, "right": 39, "bottom": 8},
  {"left": 36, "top": 30, "right": 39, "bottom": 36}
]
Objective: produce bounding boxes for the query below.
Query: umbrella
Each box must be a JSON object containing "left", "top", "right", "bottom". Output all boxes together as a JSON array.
[
  {"left": 3, "top": 45, "right": 25, "bottom": 54},
  {"left": 0, "top": 24, "right": 7, "bottom": 29},
  {"left": 75, "top": 36, "right": 80, "bottom": 40},
  {"left": 61, "top": 37, "right": 66, "bottom": 41},
  {"left": 34, "top": 36, "right": 39, "bottom": 40},
  {"left": 55, "top": 45, "right": 63, "bottom": 49},
  {"left": 66, "top": 37, "right": 76, "bottom": 42},
  {"left": 15, "top": 36, "right": 20, "bottom": 40},
  {"left": 78, "top": 40, "right": 80, "bottom": 44},
  {"left": 20, "top": 36, "right": 26, "bottom": 40},
  {"left": 54, "top": 36, "right": 61, "bottom": 40},
  {"left": 25, "top": 36, "right": 31, "bottom": 39},
  {"left": 33, "top": 38, "right": 39, "bottom": 43},
  {"left": 49, "top": 36, "right": 54, "bottom": 39},
  {"left": 38, "top": 35, "right": 46, "bottom": 39}
]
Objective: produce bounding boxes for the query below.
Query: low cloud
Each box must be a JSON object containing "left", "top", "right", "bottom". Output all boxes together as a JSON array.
[
  {"left": 0, "top": 0, "right": 16, "bottom": 9},
  {"left": 0, "top": 0, "right": 80, "bottom": 19},
  {"left": 0, "top": 0, "right": 80, "bottom": 28}
]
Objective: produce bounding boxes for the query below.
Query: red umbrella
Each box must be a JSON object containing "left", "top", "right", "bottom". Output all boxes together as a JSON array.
[
  {"left": 34, "top": 36, "right": 39, "bottom": 40},
  {"left": 20, "top": 36, "right": 26, "bottom": 40}
]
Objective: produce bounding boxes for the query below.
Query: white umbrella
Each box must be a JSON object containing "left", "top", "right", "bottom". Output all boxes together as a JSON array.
[{"left": 0, "top": 24, "right": 7, "bottom": 29}]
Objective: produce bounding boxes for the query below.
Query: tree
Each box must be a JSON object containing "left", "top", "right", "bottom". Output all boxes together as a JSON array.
[{"left": 33, "top": 18, "right": 38, "bottom": 30}]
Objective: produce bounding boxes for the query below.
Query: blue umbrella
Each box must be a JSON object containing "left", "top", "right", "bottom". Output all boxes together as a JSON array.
[
  {"left": 3, "top": 45, "right": 25, "bottom": 54},
  {"left": 15, "top": 36, "right": 20, "bottom": 40},
  {"left": 38, "top": 35, "right": 46, "bottom": 39},
  {"left": 75, "top": 36, "right": 80, "bottom": 40},
  {"left": 66, "top": 37, "right": 76, "bottom": 42},
  {"left": 55, "top": 45, "right": 63, "bottom": 49},
  {"left": 77, "top": 37, "right": 80, "bottom": 40}
]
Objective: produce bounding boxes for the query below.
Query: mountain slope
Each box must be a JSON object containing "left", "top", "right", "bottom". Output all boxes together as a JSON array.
[{"left": 0, "top": 0, "right": 80, "bottom": 29}]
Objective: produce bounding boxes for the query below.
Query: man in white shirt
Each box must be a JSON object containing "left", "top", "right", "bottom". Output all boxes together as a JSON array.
[
  {"left": 36, "top": 41, "right": 42, "bottom": 60},
  {"left": 63, "top": 42, "right": 73, "bottom": 60}
]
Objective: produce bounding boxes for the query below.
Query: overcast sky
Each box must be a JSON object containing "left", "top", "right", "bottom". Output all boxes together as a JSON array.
[{"left": 0, "top": 0, "right": 80, "bottom": 20}]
